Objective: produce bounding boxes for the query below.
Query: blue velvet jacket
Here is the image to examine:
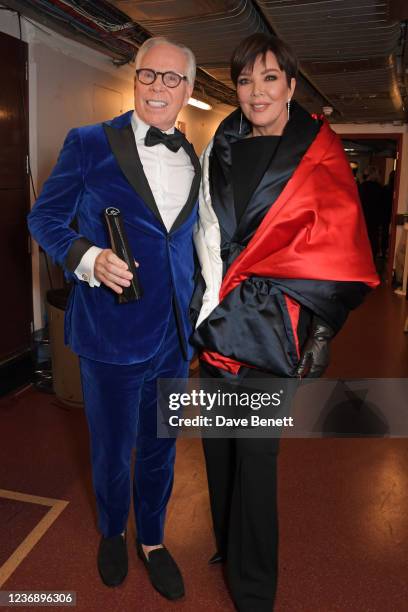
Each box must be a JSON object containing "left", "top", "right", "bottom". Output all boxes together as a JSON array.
[{"left": 28, "top": 110, "right": 201, "bottom": 364}]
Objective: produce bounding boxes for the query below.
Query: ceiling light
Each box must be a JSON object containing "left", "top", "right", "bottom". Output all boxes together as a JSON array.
[
  {"left": 322, "top": 106, "right": 334, "bottom": 116},
  {"left": 188, "top": 97, "right": 212, "bottom": 111}
]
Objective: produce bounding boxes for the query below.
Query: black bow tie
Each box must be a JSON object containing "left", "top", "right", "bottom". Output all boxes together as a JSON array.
[{"left": 145, "top": 126, "right": 184, "bottom": 152}]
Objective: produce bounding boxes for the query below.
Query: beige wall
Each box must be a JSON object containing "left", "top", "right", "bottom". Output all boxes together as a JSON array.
[{"left": 178, "top": 103, "right": 232, "bottom": 156}]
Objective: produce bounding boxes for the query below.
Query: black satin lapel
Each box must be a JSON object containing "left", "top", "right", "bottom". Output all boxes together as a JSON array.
[
  {"left": 170, "top": 137, "right": 201, "bottom": 232},
  {"left": 234, "top": 104, "right": 320, "bottom": 243},
  {"left": 209, "top": 147, "right": 237, "bottom": 241},
  {"left": 209, "top": 108, "right": 251, "bottom": 242},
  {"left": 103, "top": 123, "right": 165, "bottom": 228}
]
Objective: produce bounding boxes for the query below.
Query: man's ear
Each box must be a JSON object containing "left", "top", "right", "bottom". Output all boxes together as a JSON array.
[{"left": 183, "top": 83, "right": 194, "bottom": 106}]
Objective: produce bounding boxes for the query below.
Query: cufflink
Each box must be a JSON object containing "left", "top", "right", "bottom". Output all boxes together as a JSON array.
[{"left": 81, "top": 273, "right": 89, "bottom": 282}]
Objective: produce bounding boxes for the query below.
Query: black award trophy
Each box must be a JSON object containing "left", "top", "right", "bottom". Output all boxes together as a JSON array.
[{"left": 104, "top": 207, "right": 142, "bottom": 303}]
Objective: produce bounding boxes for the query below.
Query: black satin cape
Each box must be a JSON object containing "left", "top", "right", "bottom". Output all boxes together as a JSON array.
[{"left": 192, "top": 102, "right": 376, "bottom": 376}]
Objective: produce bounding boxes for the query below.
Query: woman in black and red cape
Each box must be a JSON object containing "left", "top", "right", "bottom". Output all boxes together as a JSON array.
[{"left": 192, "top": 33, "right": 378, "bottom": 611}]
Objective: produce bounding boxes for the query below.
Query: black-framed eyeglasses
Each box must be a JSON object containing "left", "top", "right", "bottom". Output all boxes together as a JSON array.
[{"left": 135, "top": 68, "right": 187, "bottom": 88}]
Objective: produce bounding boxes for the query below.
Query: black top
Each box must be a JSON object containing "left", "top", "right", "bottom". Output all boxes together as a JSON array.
[{"left": 231, "top": 135, "right": 281, "bottom": 224}]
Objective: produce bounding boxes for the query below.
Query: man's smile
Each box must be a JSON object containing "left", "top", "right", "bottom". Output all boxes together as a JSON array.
[{"left": 146, "top": 99, "right": 168, "bottom": 108}]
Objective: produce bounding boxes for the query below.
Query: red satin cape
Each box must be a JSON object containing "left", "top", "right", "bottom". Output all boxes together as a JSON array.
[{"left": 201, "top": 120, "right": 379, "bottom": 374}]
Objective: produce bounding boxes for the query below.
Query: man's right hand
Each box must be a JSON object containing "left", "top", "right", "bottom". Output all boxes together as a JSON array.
[{"left": 94, "top": 249, "right": 136, "bottom": 294}]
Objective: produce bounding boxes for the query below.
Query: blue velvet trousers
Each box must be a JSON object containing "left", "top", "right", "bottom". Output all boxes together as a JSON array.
[{"left": 79, "top": 311, "right": 188, "bottom": 544}]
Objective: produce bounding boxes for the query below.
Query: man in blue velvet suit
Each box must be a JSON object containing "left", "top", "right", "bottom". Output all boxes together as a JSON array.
[{"left": 28, "top": 37, "right": 200, "bottom": 599}]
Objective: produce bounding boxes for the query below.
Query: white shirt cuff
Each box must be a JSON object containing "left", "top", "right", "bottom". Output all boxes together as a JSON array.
[{"left": 74, "top": 246, "right": 103, "bottom": 287}]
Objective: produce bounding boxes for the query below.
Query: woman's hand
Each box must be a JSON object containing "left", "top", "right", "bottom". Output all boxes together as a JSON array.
[{"left": 295, "top": 317, "right": 335, "bottom": 378}]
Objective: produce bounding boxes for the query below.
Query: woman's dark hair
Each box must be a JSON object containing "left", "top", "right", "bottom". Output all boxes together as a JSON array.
[{"left": 230, "top": 33, "right": 298, "bottom": 87}]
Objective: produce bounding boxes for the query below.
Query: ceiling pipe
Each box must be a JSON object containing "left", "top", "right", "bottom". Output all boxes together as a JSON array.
[{"left": 1, "top": 0, "right": 138, "bottom": 61}]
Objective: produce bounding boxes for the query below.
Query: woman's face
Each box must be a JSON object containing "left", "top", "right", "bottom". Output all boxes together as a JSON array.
[{"left": 236, "top": 51, "right": 296, "bottom": 136}]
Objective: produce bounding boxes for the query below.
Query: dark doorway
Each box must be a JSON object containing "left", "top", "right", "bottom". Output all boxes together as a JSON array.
[
  {"left": 341, "top": 134, "right": 402, "bottom": 285},
  {"left": 0, "top": 30, "right": 32, "bottom": 367}
]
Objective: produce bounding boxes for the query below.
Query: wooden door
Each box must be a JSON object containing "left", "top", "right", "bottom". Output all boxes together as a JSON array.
[{"left": 0, "top": 30, "right": 32, "bottom": 363}]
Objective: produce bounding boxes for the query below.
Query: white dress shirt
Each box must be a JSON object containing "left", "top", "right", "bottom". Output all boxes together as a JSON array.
[{"left": 75, "top": 111, "right": 195, "bottom": 286}]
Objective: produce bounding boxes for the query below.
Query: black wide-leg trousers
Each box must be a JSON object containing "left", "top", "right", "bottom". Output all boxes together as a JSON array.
[{"left": 201, "top": 363, "right": 280, "bottom": 612}]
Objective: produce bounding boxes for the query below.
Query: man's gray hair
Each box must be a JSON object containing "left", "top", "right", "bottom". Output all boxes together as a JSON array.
[{"left": 136, "top": 37, "right": 196, "bottom": 86}]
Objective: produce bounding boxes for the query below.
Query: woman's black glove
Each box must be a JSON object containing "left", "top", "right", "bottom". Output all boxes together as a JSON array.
[{"left": 295, "top": 316, "right": 335, "bottom": 378}]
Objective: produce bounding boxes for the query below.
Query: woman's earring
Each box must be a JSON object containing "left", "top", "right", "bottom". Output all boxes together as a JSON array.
[
  {"left": 239, "top": 111, "right": 243, "bottom": 134},
  {"left": 287, "top": 99, "right": 291, "bottom": 121}
]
